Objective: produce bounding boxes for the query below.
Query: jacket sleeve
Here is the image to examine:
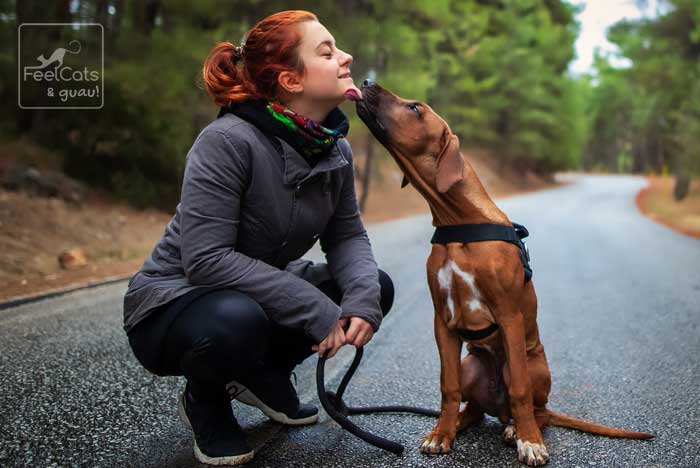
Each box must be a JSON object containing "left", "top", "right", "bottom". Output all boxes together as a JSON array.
[
  {"left": 179, "top": 129, "right": 342, "bottom": 343},
  {"left": 319, "top": 138, "right": 383, "bottom": 333}
]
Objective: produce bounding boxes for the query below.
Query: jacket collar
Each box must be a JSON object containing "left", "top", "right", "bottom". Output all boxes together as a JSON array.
[
  {"left": 220, "top": 98, "right": 349, "bottom": 167},
  {"left": 276, "top": 136, "right": 348, "bottom": 186}
]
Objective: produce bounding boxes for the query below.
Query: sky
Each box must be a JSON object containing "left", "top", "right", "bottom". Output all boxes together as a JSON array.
[{"left": 568, "top": 0, "right": 666, "bottom": 74}]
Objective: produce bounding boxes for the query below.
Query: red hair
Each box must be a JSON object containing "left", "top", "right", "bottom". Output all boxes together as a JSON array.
[{"left": 202, "top": 10, "right": 318, "bottom": 106}]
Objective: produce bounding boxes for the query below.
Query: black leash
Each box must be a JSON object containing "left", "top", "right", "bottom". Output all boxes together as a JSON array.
[{"left": 316, "top": 346, "right": 439, "bottom": 454}]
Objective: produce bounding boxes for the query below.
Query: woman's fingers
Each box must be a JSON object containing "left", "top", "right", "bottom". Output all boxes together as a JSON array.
[
  {"left": 345, "top": 319, "right": 374, "bottom": 347},
  {"left": 356, "top": 329, "right": 370, "bottom": 347},
  {"left": 315, "top": 321, "right": 375, "bottom": 357},
  {"left": 333, "top": 326, "right": 347, "bottom": 357},
  {"left": 317, "top": 323, "right": 346, "bottom": 358},
  {"left": 327, "top": 341, "right": 339, "bottom": 358},
  {"left": 345, "top": 319, "right": 361, "bottom": 344},
  {"left": 355, "top": 329, "right": 370, "bottom": 347},
  {"left": 316, "top": 335, "right": 330, "bottom": 356},
  {"left": 330, "top": 329, "right": 345, "bottom": 357},
  {"left": 313, "top": 318, "right": 378, "bottom": 355}
]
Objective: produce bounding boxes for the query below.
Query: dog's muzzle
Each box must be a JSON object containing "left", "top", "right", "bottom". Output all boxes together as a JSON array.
[{"left": 356, "top": 81, "right": 389, "bottom": 141}]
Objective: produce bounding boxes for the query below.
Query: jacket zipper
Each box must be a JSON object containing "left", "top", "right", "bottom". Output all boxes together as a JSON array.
[{"left": 273, "top": 182, "right": 302, "bottom": 264}]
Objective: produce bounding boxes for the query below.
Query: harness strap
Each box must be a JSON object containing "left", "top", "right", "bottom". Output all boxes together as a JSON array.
[
  {"left": 430, "top": 222, "right": 533, "bottom": 284},
  {"left": 455, "top": 323, "right": 499, "bottom": 340}
]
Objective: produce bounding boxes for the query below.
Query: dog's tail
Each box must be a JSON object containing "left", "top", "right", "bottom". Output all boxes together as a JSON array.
[{"left": 546, "top": 409, "right": 655, "bottom": 440}]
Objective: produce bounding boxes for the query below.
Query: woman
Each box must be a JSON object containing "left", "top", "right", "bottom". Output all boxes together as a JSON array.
[{"left": 122, "top": 10, "right": 394, "bottom": 466}]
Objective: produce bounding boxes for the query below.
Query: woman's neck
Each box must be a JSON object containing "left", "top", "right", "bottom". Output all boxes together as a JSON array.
[{"left": 277, "top": 95, "right": 343, "bottom": 123}]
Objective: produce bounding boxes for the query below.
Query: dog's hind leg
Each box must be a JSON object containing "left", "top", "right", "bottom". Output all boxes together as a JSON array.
[
  {"left": 456, "top": 402, "right": 484, "bottom": 432},
  {"left": 530, "top": 347, "right": 552, "bottom": 431},
  {"left": 457, "top": 354, "right": 486, "bottom": 432}
]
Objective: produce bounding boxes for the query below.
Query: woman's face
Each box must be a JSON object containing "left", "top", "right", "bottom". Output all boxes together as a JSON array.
[{"left": 281, "top": 20, "right": 361, "bottom": 105}]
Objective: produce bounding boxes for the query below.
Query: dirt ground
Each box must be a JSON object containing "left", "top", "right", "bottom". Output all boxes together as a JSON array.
[
  {"left": 635, "top": 175, "right": 700, "bottom": 238},
  {"left": 0, "top": 144, "right": 559, "bottom": 304}
]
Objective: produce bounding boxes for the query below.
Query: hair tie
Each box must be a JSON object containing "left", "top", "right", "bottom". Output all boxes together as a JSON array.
[{"left": 233, "top": 43, "right": 245, "bottom": 64}]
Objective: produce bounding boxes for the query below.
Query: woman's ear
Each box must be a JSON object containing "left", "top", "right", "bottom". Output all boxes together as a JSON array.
[
  {"left": 278, "top": 70, "right": 303, "bottom": 94},
  {"left": 435, "top": 134, "right": 464, "bottom": 193}
]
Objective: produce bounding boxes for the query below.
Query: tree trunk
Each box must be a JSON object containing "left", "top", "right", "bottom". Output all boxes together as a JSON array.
[{"left": 674, "top": 172, "right": 690, "bottom": 201}]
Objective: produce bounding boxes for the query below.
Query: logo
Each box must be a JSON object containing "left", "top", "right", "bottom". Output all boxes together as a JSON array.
[{"left": 18, "top": 23, "right": 103, "bottom": 109}]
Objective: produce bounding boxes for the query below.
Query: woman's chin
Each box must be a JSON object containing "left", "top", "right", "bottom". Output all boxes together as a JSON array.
[
  {"left": 316, "top": 88, "right": 359, "bottom": 106},
  {"left": 328, "top": 91, "right": 349, "bottom": 106}
]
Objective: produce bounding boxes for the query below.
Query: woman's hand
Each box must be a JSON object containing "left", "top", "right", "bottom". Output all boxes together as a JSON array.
[
  {"left": 311, "top": 319, "right": 347, "bottom": 359},
  {"left": 311, "top": 316, "right": 375, "bottom": 358},
  {"left": 343, "top": 316, "right": 374, "bottom": 348}
]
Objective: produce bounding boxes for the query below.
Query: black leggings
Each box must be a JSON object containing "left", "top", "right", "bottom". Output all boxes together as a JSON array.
[{"left": 132, "top": 269, "right": 394, "bottom": 404}]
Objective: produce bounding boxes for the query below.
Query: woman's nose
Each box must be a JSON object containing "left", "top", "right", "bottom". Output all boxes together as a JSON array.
[{"left": 340, "top": 50, "right": 353, "bottom": 65}]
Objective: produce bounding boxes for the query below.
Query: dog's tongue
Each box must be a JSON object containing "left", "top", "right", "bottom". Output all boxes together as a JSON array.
[{"left": 344, "top": 87, "right": 363, "bottom": 102}]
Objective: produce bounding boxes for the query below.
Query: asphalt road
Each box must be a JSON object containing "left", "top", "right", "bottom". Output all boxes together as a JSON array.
[{"left": 1, "top": 174, "right": 698, "bottom": 468}]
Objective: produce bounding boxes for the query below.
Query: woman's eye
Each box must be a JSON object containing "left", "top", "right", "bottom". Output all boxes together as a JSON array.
[
  {"left": 323, "top": 52, "right": 332, "bottom": 57},
  {"left": 407, "top": 103, "right": 421, "bottom": 115}
]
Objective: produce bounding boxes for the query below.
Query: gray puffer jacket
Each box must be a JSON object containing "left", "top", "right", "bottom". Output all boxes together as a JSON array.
[{"left": 122, "top": 112, "right": 382, "bottom": 343}]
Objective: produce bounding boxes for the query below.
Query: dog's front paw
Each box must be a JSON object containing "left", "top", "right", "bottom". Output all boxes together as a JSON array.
[
  {"left": 502, "top": 424, "right": 517, "bottom": 447},
  {"left": 420, "top": 430, "right": 454, "bottom": 454},
  {"left": 516, "top": 439, "right": 549, "bottom": 466}
]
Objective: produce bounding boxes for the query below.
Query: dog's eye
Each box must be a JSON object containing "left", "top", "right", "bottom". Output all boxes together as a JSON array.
[{"left": 407, "top": 103, "right": 421, "bottom": 116}]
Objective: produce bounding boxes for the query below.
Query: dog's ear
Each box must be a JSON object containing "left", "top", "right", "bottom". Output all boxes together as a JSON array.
[
  {"left": 401, "top": 174, "right": 410, "bottom": 188},
  {"left": 435, "top": 133, "right": 464, "bottom": 193}
]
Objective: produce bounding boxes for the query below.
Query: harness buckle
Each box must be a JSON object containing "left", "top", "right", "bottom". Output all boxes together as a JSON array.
[{"left": 522, "top": 239, "right": 530, "bottom": 262}]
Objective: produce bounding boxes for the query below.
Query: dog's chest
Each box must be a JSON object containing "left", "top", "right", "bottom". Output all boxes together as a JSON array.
[{"left": 435, "top": 259, "right": 496, "bottom": 332}]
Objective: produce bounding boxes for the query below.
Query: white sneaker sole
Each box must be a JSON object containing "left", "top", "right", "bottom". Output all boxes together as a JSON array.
[
  {"left": 226, "top": 381, "right": 319, "bottom": 426},
  {"left": 178, "top": 392, "right": 255, "bottom": 465}
]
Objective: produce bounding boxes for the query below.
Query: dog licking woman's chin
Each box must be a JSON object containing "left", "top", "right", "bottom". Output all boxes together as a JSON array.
[
  {"left": 343, "top": 82, "right": 363, "bottom": 102},
  {"left": 320, "top": 85, "right": 362, "bottom": 109}
]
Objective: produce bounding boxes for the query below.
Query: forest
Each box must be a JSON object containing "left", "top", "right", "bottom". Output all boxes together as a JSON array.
[{"left": 2, "top": 0, "right": 698, "bottom": 209}]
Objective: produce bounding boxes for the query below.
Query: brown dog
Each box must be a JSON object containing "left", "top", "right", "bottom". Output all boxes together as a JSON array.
[{"left": 355, "top": 81, "right": 654, "bottom": 466}]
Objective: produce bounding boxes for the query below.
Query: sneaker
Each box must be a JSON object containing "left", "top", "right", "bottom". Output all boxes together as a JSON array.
[
  {"left": 226, "top": 367, "right": 319, "bottom": 426},
  {"left": 178, "top": 384, "right": 255, "bottom": 465}
]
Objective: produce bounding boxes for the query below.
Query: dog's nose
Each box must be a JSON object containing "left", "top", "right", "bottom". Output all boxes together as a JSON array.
[{"left": 362, "top": 78, "right": 375, "bottom": 87}]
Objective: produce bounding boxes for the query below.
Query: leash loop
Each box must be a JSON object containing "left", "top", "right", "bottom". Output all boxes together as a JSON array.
[{"left": 316, "top": 346, "right": 440, "bottom": 454}]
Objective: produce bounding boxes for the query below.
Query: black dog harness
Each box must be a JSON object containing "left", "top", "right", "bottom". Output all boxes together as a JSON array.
[
  {"left": 431, "top": 221, "right": 532, "bottom": 283},
  {"left": 430, "top": 222, "right": 532, "bottom": 341}
]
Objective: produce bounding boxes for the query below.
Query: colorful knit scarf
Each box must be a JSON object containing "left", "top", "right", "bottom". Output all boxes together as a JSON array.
[
  {"left": 265, "top": 101, "right": 348, "bottom": 159},
  {"left": 218, "top": 98, "right": 350, "bottom": 164}
]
